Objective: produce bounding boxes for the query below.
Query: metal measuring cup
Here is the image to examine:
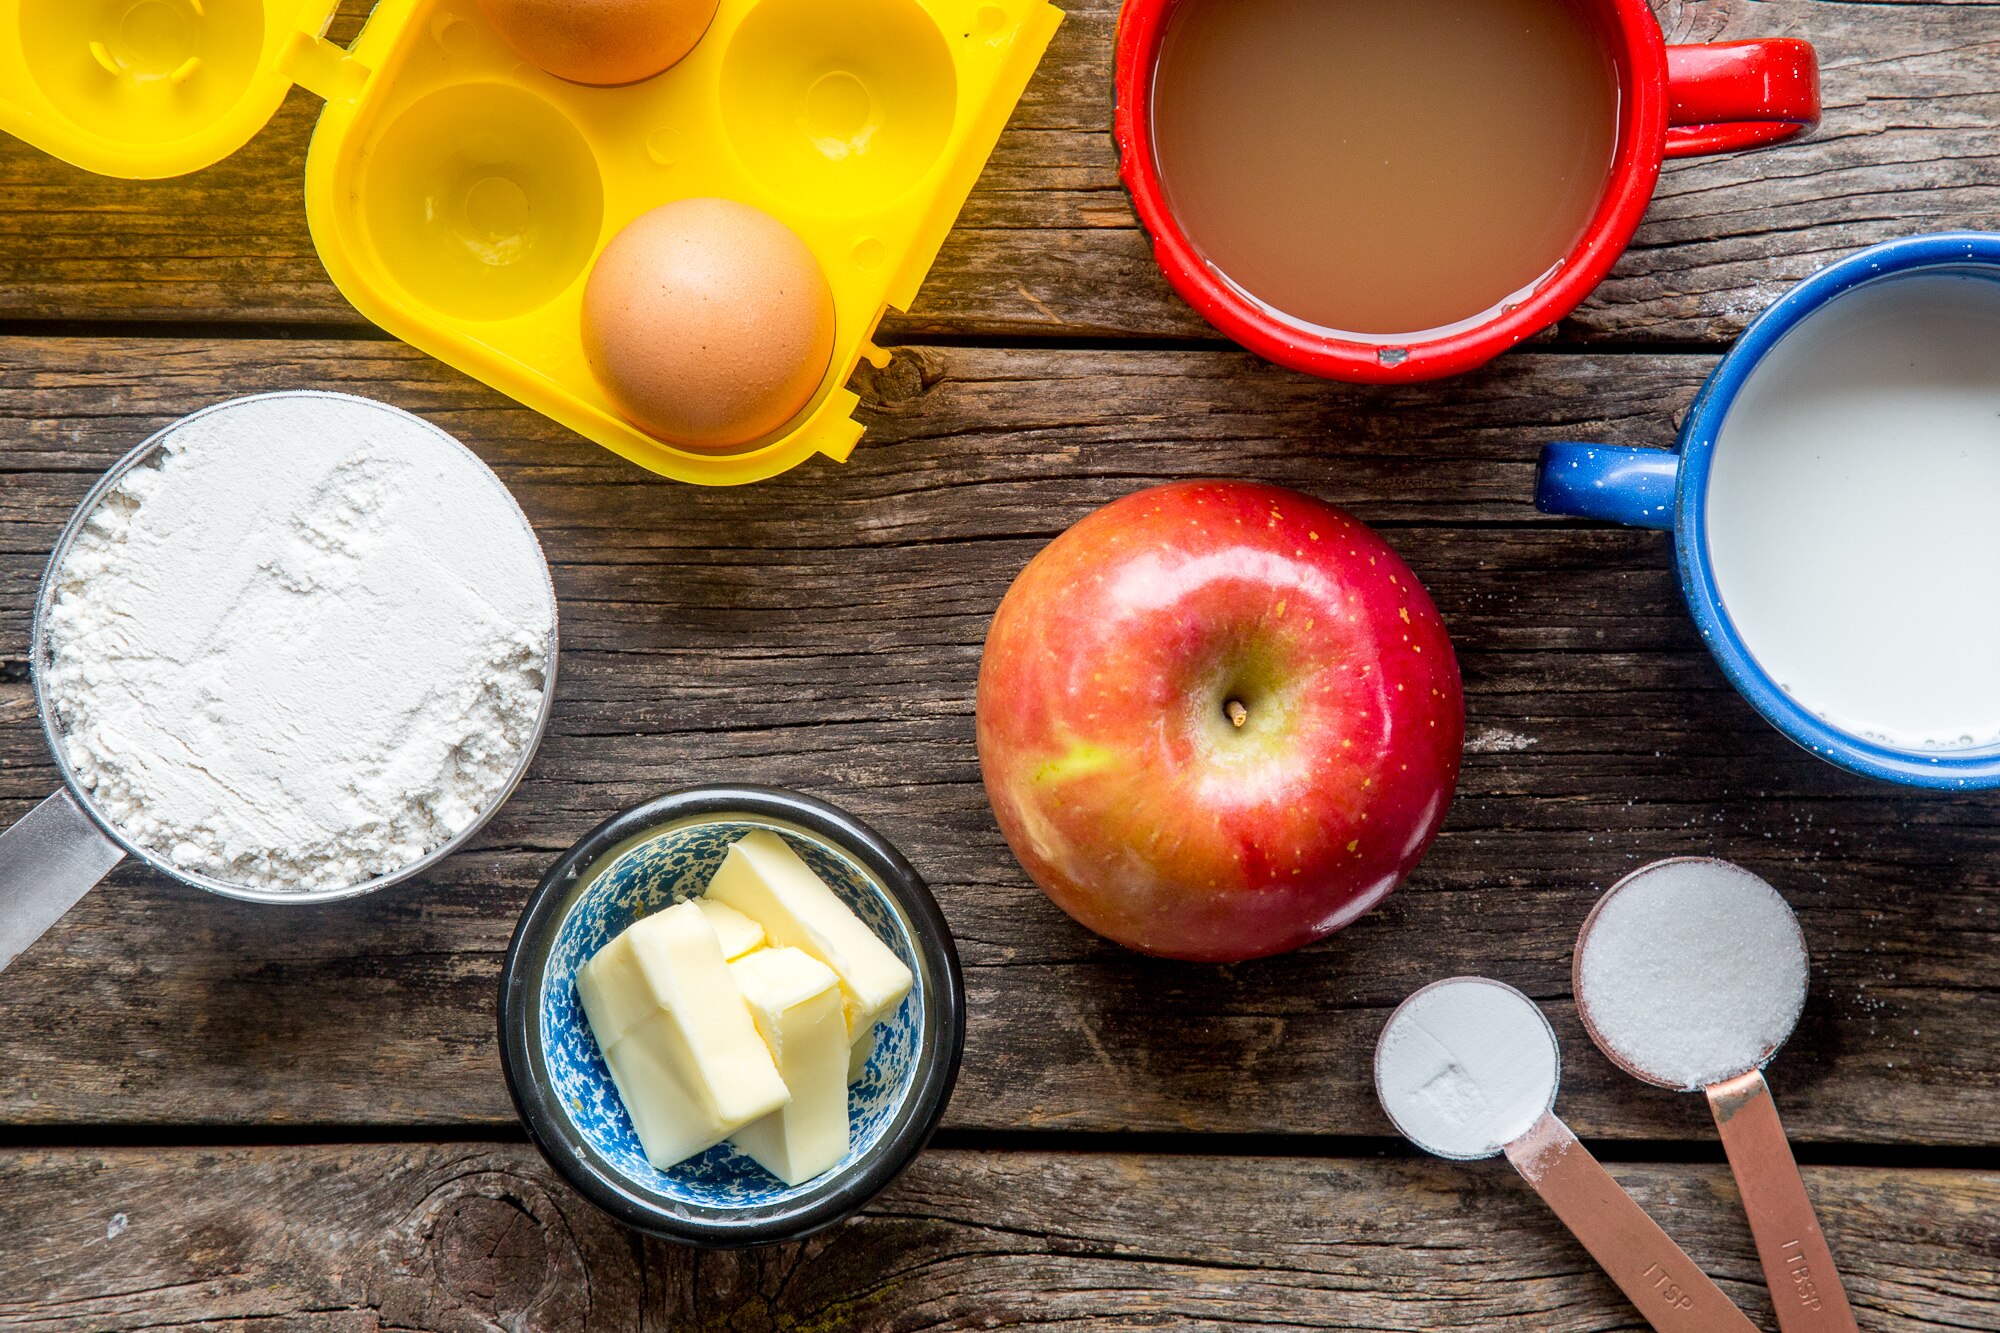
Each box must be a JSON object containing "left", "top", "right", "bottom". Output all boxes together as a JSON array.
[
  {"left": 1575, "top": 857, "right": 1856, "bottom": 1333},
  {"left": 0, "top": 392, "right": 560, "bottom": 972}
]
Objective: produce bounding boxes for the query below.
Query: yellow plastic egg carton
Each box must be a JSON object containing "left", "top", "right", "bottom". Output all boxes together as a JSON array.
[{"left": 0, "top": 0, "right": 1063, "bottom": 484}]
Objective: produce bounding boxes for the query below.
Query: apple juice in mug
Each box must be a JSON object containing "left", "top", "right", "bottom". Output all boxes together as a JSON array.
[
  {"left": 1706, "top": 272, "right": 2000, "bottom": 750},
  {"left": 1150, "top": 0, "right": 1620, "bottom": 339},
  {"left": 1120, "top": 0, "right": 1819, "bottom": 383}
]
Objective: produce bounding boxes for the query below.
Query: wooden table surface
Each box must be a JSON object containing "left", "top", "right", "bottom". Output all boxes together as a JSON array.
[{"left": 3, "top": 0, "right": 1998, "bottom": 1328}]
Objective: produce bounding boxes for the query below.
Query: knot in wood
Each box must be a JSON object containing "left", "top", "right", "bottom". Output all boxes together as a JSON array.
[
  {"left": 858, "top": 347, "right": 946, "bottom": 409},
  {"left": 433, "top": 1193, "right": 552, "bottom": 1317}
]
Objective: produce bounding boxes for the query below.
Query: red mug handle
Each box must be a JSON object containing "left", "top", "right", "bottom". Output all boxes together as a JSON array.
[{"left": 1664, "top": 39, "right": 1820, "bottom": 158}]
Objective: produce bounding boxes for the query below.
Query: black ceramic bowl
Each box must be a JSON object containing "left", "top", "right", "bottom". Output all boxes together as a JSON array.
[{"left": 499, "top": 786, "right": 964, "bottom": 1247}]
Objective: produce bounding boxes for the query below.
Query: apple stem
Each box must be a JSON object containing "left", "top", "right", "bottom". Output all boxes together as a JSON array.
[{"left": 1226, "top": 699, "right": 1249, "bottom": 729}]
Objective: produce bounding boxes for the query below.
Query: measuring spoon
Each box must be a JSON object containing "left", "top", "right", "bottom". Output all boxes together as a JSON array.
[
  {"left": 1376, "top": 977, "right": 1758, "bottom": 1333},
  {"left": 1575, "top": 857, "right": 1855, "bottom": 1333}
]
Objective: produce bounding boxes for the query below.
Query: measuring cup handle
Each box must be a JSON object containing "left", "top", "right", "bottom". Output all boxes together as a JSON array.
[
  {"left": 1536, "top": 442, "right": 1679, "bottom": 530},
  {"left": 1709, "top": 1071, "right": 1860, "bottom": 1333},
  {"left": 1665, "top": 39, "right": 1821, "bottom": 159},
  {"left": 1505, "top": 1113, "right": 1759, "bottom": 1333},
  {"left": 0, "top": 789, "right": 126, "bottom": 973}
]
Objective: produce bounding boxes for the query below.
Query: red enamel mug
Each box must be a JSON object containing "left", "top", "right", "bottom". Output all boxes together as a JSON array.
[{"left": 1113, "top": 1, "right": 1820, "bottom": 383}]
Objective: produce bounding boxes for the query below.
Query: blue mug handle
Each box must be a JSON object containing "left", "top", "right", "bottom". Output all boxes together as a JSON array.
[{"left": 1535, "top": 443, "right": 1680, "bottom": 531}]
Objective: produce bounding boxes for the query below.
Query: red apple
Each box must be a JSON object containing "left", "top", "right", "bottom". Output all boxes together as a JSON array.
[{"left": 976, "top": 480, "right": 1463, "bottom": 962}]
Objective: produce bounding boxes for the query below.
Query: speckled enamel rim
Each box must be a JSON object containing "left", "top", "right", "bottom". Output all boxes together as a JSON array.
[
  {"left": 497, "top": 785, "right": 965, "bottom": 1248},
  {"left": 1674, "top": 232, "right": 2000, "bottom": 788},
  {"left": 27, "top": 390, "right": 560, "bottom": 903}
]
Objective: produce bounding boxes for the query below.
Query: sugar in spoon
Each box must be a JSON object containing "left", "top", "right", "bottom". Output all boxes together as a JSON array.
[{"left": 1574, "top": 857, "right": 1856, "bottom": 1333}]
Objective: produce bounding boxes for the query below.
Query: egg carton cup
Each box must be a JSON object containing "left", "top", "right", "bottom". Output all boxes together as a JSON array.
[{"left": 0, "top": 0, "right": 1063, "bottom": 484}]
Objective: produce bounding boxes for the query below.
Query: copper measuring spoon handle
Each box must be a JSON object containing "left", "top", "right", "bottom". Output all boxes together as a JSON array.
[
  {"left": 1709, "top": 1070, "right": 1859, "bottom": 1332},
  {"left": 1505, "top": 1112, "right": 1759, "bottom": 1333}
]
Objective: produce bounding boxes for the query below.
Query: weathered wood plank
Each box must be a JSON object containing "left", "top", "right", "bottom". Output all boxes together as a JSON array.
[
  {"left": 0, "top": 338, "right": 1995, "bottom": 1144},
  {"left": 0, "top": 1145, "right": 1994, "bottom": 1332},
  {"left": 1, "top": 2, "right": 1994, "bottom": 344}
]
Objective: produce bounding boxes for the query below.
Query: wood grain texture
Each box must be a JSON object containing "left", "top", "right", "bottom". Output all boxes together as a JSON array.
[
  {"left": 0, "top": 1144, "right": 1994, "bottom": 1332},
  {"left": 2, "top": 2, "right": 1996, "bottom": 344},
  {"left": 0, "top": 337, "right": 1994, "bottom": 1145}
]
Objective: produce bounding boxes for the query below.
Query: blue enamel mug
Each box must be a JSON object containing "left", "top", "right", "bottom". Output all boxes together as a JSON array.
[{"left": 1536, "top": 232, "right": 2000, "bottom": 789}]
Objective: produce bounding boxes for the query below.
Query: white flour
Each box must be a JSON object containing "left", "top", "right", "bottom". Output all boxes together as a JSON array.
[
  {"left": 1375, "top": 977, "right": 1560, "bottom": 1160},
  {"left": 1575, "top": 859, "right": 1808, "bottom": 1091},
  {"left": 41, "top": 394, "right": 555, "bottom": 892}
]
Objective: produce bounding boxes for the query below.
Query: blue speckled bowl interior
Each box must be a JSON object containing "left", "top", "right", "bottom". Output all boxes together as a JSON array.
[{"left": 536, "top": 814, "right": 924, "bottom": 1213}]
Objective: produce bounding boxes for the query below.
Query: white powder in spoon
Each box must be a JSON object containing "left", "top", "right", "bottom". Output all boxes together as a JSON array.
[
  {"left": 1375, "top": 977, "right": 1560, "bottom": 1160},
  {"left": 1574, "top": 859, "right": 1809, "bottom": 1092},
  {"left": 40, "top": 393, "right": 555, "bottom": 892}
]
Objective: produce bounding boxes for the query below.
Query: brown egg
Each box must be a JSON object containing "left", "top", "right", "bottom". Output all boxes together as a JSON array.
[
  {"left": 476, "top": 0, "right": 719, "bottom": 86},
  {"left": 582, "top": 198, "right": 837, "bottom": 451}
]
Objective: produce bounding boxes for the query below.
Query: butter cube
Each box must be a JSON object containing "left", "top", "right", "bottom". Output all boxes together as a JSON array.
[
  {"left": 705, "top": 831, "right": 914, "bottom": 1040},
  {"left": 580, "top": 901, "right": 790, "bottom": 1170},
  {"left": 696, "top": 898, "right": 767, "bottom": 961},
  {"left": 575, "top": 912, "right": 674, "bottom": 1050},
  {"left": 601, "top": 1016, "right": 760, "bottom": 1172},
  {"left": 848, "top": 1026, "right": 876, "bottom": 1084},
  {"left": 727, "top": 947, "right": 850, "bottom": 1185}
]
